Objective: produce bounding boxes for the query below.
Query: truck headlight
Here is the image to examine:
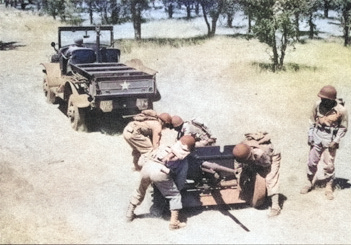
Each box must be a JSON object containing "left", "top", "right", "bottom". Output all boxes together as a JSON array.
[{"left": 136, "top": 98, "right": 149, "bottom": 110}]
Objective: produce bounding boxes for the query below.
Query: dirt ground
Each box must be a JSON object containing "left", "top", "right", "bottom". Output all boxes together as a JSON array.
[{"left": 1, "top": 5, "right": 351, "bottom": 244}]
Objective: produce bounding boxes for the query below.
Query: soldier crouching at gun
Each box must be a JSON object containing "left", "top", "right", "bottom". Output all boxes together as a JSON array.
[
  {"left": 233, "top": 132, "right": 282, "bottom": 217},
  {"left": 126, "top": 135, "right": 196, "bottom": 230}
]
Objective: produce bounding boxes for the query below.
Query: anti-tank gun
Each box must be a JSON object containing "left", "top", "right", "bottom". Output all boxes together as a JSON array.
[{"left": 181, "top": 145, "right": 267, "bottom": 208}]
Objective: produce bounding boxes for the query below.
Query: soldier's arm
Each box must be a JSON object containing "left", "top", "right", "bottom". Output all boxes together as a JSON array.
[
  {"left": 308, "top": 102, "right": 318, "bottom": 137},
  {"left": 333, "top": 107, "right": 348, "bottom": 144},
  {"left": 151, "top": 123, "right": 162, "bottom": 149}
]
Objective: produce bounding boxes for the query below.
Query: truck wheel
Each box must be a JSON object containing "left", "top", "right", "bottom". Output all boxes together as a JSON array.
[
  {"left": 239, "top": 169, "right": 266, "bottom": 208},
  {"left": 67, "top": 96, "right": 87, "bottom": 132},
  {"left": 43, "top": 77, "right": 56, "bottom": 104},
  {"left": 46, "top": 88, "right": 57, "bottom": 104}
]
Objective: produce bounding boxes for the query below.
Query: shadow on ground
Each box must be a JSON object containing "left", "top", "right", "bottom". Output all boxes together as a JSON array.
[{"left": 0, "top": 41, "right": 25, "bottom": 50}]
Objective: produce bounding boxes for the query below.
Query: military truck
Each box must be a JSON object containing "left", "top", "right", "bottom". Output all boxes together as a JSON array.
[
  {"left": 182, "top": 144, "right": 266, "bottom": 208},
  {"left": 41, "top": 25, "right": 160, "bottom": 131}
]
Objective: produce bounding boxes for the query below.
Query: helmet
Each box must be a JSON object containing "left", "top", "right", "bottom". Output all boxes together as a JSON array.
[
  {"left": 233, "top": 143, "right": 251, "bottom": 161},
  {"left": 74, "top": 38, "right": 83, "bottom": 46},
  {"left": 158, "top": 113, "right": 172, "bottom": 124},
  {"left": 180, "top": 135, "right": 196, "bottom": 148},
  {"left": 318, "top": 85, "right": 337, "bottom": 100},
  {"left": 171, "top": 115, "right": 184, "bottom": 128}
]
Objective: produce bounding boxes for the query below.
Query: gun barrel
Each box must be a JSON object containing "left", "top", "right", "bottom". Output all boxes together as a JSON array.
[{"left": 201, "top": 161, "right": 236, "bottom": 174}]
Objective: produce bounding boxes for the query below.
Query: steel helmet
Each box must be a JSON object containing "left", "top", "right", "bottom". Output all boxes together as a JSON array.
[
  {"left": 171, "top": 115, "right": 184, "bottom": 128},
  {"left": 158, "top": 113, "right": 172, "bottom": 124},
  {"left": 233, "top": 143, "right": 252, "bottom": 161},
  {"left": 180, "top": 135, "right": 196, "bottom": 148},
  {"left": 318, "top": 85, "right": 337, "bottom": 100},
  {"left": 74, "top": 38, "right": 83, "bottom": 46}
]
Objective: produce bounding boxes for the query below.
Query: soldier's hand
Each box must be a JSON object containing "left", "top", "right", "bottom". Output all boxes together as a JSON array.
[
  {"left": 308, "top": 136, "right": 314, "bottom": 146},
  {"left": 329, "top": 141, "right": 339, "bottom": 149}
]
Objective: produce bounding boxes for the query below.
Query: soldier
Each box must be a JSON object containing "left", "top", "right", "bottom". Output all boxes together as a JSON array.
[
  {"left": 64, "top": 37, "right": 85, "bottom": 58},
  {"left": 126, "top": 135, "right": 196, "bottom": 230},
  {"left": 233, "top": 131, "right": 281, "bottom": 217},
  {"left": 166, "top": 115, "right": 216, "bottom": 191},
  {"left": 300, "top": 85, "right": 348, "bottom": 200},
  {"left": 171, "top": 115, "right": 216, "bottom": 147},
  {"left": 123, "top": 110, "right": 172, "bottom": 171}
]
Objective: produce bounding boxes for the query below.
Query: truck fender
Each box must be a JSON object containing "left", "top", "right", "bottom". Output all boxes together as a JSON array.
[
  {"left": 40, "top": 63, "right": 62, "bottom": 87},
  {"left": 68, "top": 94, "right": 91, "bottom": 108}
]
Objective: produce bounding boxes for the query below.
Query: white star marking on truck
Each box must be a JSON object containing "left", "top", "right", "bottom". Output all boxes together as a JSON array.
[{"left": 121, "top": 81, "right": 130, "bottom": 90}]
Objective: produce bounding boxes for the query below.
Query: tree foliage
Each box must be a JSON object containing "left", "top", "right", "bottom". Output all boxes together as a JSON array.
[{"left": 249, "top": 0, "right": 297, "bottom": 71}]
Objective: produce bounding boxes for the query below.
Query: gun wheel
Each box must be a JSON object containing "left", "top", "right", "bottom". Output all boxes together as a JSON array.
[
  {"left": 239, "top": 169, "right": 266, "bottom": 208},
  {"left": 67, "top": 96, "right": 87, "bottom": 132}
]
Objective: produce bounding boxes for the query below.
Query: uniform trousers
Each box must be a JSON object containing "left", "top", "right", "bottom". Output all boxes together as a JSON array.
[{"left": 130, "top": 160, "right": 182, "bottom": 210}]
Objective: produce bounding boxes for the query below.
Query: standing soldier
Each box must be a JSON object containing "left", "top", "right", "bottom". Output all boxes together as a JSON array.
[
  {"left": 126, "top": 135, "right": 196, "bottom": 230},
  {"left": 300, "top": 85, "right": 348, "bottom": 200},
  {"left": 171, "top": 115, "right": 216, "bottom": 147},
  {"left": 233, "top": 131, "right": 282, "bottom": 217},
  {"left": 123, "top": 110, "right": 172, "bottom": 171}
]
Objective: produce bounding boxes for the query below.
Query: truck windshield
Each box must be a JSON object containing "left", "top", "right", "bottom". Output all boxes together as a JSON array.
[{"left": 60, "top": 29, "right": 112, "bottom": 48}]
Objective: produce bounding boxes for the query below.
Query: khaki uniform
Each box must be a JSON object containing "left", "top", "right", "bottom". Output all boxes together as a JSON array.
[
  {"left": 307, "top": 99, "right": 348, "bottom": 181},
  {"left": 123, "top": 119, "right": 163, "bottom": 168},
  {"left": 129, "top": 141, "right": 192, "bottom": 211},
  {"left": 177, "top": 121, "right": 215, "bottom": 147},
  {"left": 240, "top": 132, "right": 281, "bottom": 197}
]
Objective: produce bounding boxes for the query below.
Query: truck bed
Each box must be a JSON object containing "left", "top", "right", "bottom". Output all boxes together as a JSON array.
[{"left": 71, "top": 63, "right": 156, "bottom": 97}]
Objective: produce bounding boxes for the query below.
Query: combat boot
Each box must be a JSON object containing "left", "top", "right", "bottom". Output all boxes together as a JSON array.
[
  {"left": 325, "top": 180, "right": 334, "bottom": 200},
  {"left": 300, "top": 174, "right": 314, "bottom": 194},
  {"left": 126, "top": 203, "right": 137, "bottom": 222},
  {"left": 169, "top": 210, "right": 186, "bottom": 230},
  {"left": 268, "top": 194, "right": 281, "bottom": 217}
]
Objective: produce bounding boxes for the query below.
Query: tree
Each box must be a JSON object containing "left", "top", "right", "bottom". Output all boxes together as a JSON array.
[
  {"left": 199, "top": 0, "right": 225, "bottom": 37},
  {"left": 162, "top": 0, "right": 177, "bottom": 18},
  {"left": 323, "top": 0, "right": 332, "bottom": 18},
  {"left": 250, "top": 0, "right": 296, "bottom": 71},
  {"left": 179, "top": 0, "right": 197, "bottom": 19},
  {"left": 334, "top": 0, "right": 351, "bottom": 46},
  {"left": 121, "top": 0, "right": 149, "bottom": 40},
  {"left": 239, "top": 0, "right": 254, "bottom": 33},
  {"left": 223, "top": 0, "right": 240, "bottom": 28}
]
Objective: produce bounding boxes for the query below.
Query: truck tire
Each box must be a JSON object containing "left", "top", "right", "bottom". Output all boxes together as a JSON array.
[
  {"left": 43, "top": 77, "right": 56, "bottom": 104},
  {"left": 67, "top": 96, "right": 87, "bottom": 132},
  {"left": 239, "top": 168, "right": 266, "bottom": 208}
]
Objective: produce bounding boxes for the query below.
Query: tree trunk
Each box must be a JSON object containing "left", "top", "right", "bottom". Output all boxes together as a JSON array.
[
  {"left": 343, "top": 6, "right": 351, "bottom": 46},
  {"left": 294, "top": 12, "right": 300, "bottom": 41},
  {"left": 324, "top": 0, "right": 329, "bottom": 18},
  {"left": 186, "top": 5, "right": 191, "bottom": 19},
  {"left": 132, "top": 1, "right": 142, "bottom": 40},
  {"left": 201, "top": 3, "right": 211, "bottom": 36},
  {"left": 248, "top": 11, "right": 252, "bottom": 33},
  {"left": 89, "top": 2, "right": 93, "bottom": 25},
  {"left": 308, "top": 13, "right": 314, "bottom": 39},
  {"left": 167, "top": 3, "right": 173, "bottom": 18},
  {"left": 195, "top": 2, "right": 199, "bottom": 15},
  {"left": 111, "top": 0, "right": 119, "bottom": 24},
  {"left": 279, "top": 28, "right": 288, "bottom": 68},
  {"left": 272, "top": 29, "right": 279, "bottom": 72},
  {"left": 227, "top": 13, "right": 233, "bottom": 28}
]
